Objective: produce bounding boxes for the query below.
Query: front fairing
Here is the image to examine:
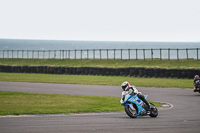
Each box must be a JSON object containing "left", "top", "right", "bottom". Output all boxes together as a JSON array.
[
  {"left": 120, "top": 94, "right": 134, "bottom": 110},
  {"left": 120, "top": 94, "right": 132, "bottom": 105},
  {"left": 121, "top": 94, "right": 143, "bottom": 105}
]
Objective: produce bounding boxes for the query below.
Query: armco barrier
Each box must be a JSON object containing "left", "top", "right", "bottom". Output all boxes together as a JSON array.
[{"left": 0, "top": 65, "right": 199, "bottom": 79}]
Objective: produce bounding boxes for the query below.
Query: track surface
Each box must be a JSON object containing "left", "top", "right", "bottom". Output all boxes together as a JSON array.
[{"left": 0, "top": 81, "right": 200, "bottom": 133}]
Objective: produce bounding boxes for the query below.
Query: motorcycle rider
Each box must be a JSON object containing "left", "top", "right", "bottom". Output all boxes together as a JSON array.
[
  {"left": 121, "top": 81, "right": 151, "bottom": 110},
  {"left": 193, "top": 75, "right": 200, "bottom": 92}
]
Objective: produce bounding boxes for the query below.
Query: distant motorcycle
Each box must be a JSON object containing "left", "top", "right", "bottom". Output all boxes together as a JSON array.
[
  {"left": 120, "top": 92, "right": 158, "bottom": 118},
  {"left": 194, "top": 80, "right": 200, "bottom": 93}
]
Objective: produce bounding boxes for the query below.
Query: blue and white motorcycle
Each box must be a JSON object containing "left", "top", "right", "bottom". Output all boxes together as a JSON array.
[{"left": 120, "top": 91, "right": 158, "bottom": 118}]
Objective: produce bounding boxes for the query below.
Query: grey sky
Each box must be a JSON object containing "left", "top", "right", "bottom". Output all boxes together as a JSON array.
[{"left": 0, "top": 0, "right": 199, "bottom": 42}]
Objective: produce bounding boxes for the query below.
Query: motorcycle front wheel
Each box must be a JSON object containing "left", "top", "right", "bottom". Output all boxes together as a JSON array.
[{"left": 124, "top": 104, "right": 138, "bottom": 118}]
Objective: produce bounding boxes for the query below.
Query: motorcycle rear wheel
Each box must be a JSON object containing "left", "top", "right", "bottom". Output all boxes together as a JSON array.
[
  {"left": 124, "top": 104, "right": 138, "bottom": 118},
  {"left": 149, "top": 103, "right": 158, "bottom": 117}
]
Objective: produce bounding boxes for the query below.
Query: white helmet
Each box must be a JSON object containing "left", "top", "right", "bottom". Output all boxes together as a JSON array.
[{"left": 121, "top": 81, "right": 130, "bottom": 91}]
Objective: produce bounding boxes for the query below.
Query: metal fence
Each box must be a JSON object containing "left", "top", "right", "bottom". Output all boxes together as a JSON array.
[{"left": 0, "top": 48, "right": 199, "bottom": 60}]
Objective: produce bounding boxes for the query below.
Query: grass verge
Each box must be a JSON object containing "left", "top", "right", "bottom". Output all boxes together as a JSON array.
[
  {"left": 0, "top": 58, "right": 199, "bottom": 69},
  {"left": 0, "top": 91, "right": 162, "bottom": 115},
  {"left": 0, "top": 72, "right": 193, "bottom": 88}
]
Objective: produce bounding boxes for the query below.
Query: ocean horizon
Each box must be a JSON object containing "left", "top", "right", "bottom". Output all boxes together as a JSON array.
[{"left": 0, "top": 38, "right": 199, "bottom": 50}]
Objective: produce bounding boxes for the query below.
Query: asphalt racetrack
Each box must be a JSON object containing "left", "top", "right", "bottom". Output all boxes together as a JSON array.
[{"left": 0, "top": 81, "right": 200, "bottom": 133}]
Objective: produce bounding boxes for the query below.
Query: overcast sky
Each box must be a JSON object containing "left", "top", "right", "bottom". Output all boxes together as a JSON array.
[{"left": 0, "top": 0, "right": 199, "bottom": 42}]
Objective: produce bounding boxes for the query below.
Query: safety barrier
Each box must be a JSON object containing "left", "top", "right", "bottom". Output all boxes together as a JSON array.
[{"left": 0, "top": 65, "right": 199, "bottom": 79}]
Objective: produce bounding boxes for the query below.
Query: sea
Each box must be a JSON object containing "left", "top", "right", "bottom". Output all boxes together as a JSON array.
[
  {"left": 0, "top": 39, "right": 199, "bottom": 50},
  {"left": 0, "top": 39, "right": 199, "bottom": 59}
]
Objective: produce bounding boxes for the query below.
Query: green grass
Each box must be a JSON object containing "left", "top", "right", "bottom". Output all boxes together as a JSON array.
[
  {"left": 0, "top": 58, "right": 200, "bottom": 69},
  {"left": 0, "top": 91, "right": 162, "bottom": 115},
  {"left": 0, "top": 72, "right": 193, "bottom": 88}
]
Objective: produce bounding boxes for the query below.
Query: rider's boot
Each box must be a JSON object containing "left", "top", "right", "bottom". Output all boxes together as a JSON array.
[{"left": 145, "top": 103, "right": 151, "bottom": 111}]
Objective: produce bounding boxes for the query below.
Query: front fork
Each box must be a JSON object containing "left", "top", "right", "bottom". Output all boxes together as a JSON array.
[{"left": 128, "top": 103, "right": 134, "bottom": 110}]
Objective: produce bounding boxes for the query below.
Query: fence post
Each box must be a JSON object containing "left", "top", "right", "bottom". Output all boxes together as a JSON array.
[
  {"left": 143, "top": 49, "right": 145, "bottom": 60},
  {"left": 22, "top": 50, "right": 26, "bottom": 58},
  {"left": 107, "top": 49, "right": 108, "bottom": 59},
  {"left": 6, "top": 50, "right": 9, "bottom": 58},
  {"left": 151, "top": 49, "right": 153, "bottom": 60},
  {"left": 177, "top": 49, "right": 179, "bottom": 60},
  {"left": 80, "top": 50, "right": 82, "bottom": 59},
  {"left": 114, "top": 49, "right": 115, "bottom": 59},
  {"left": 136, "top": 49, "right": 138, "bottom": 60},
  {"left": 67, "top": 50, "right": 69, "bottom": 59},
  {"left": 93, "top": 49, "right": 95, "bottom": 59},
  {"left": 128, "top": 49, "right": 130, "bottom": 60},
  {"left": 53, "top": 50, "right": 55, "bottom": 59},
  {"left": 75, "top": 50, "right": 76, "bottom": 59},
  {"left": 160, "top": 49, "right": 162, "bottom": 60},
  {"left": 197, "top": 48, "right": 199, "bottom": 60},
  {"left": 186, "top": 48, "right": 188, "bottom": 59},
  {"left": 100, "top": 49, "right": 101, "bottom": 59},
  {"left": 7, "top": 50, "right": 9, "bottom": 58},
  {"left": 168, "top": 48, "right": 170, "bottom": 60},
  {"left": 3, "top": 50, "right": 5, "bottom": 58},
  {"left": 121, "top": 49, "right": 122, "bottom": 60},
  {"left": 87, "top": 50, "right": 89, "bottom": 59},
  {"left": 69, "top": 50, "right": 70, "bottom": 59}
]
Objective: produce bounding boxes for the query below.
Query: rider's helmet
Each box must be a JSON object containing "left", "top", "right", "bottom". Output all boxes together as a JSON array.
[
  {"left": 121, "top": 81, "right": 130, "bottom": 91},
  {"left": 194, "top": 75, "right": 199, "bottom": 80}
]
